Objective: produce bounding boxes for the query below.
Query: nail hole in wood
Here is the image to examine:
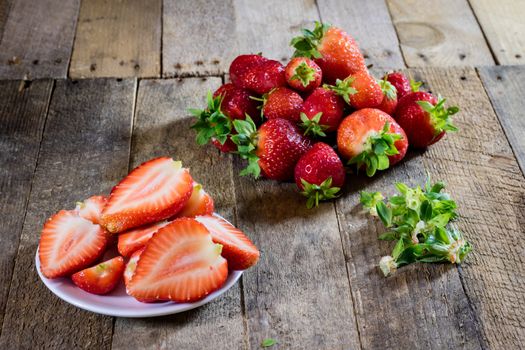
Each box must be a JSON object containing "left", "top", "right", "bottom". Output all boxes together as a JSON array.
[
  {"left": 516, "top": 54, "right": 522, "bottom": 59},
  {"left": 18, "top": 80, "right": 32, "bottom": 92},
  {"left": 174, "top": 63, "right": 182, "bottom": 69},
  {"left": 116, "top": 78, "right": 122, "bottom": 82},
  {"left": 459, "top": 53, "right": 466, "bottom": 60},
  {"left": 72, "top": 80, "right": 79, "bottom": 85},
  {"left": 32, "top": 60, "right": 39, "bottom": 65},
  {"left": 90, "top": 63, "right": 97, "bottom": 72},
  {"left": 363, "top": 54, "right": 369, "bottom": 59},
  {"left": 54, "top": 58, "right": 62, "bottom": 64},
  {"left": 119, "top": 60, "right": 125, "bottom": 66},
  {"left": 212, "top": 59, "right": 220, "bottom": 65},
  {"left": 496, "top": 75, "right": 502, "bottom": 81},
  {"left": 134, "top": 64, "right": 140, "bottom": 70},
  {"left": 460, "top": 76, "right": 466, "bottom": 81},
  {"left": 195, "top": 60, "right": 204, "bottom": 66}
]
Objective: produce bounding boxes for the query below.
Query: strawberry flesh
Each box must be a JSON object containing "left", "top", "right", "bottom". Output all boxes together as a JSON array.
[
  {"left": 175, "top": 182, "right": 215, "bottom": 218},
  {"left": 71, "top": 256, "right": 125, "bottom": 295},
  {"left": 74, "top": 195, "right": 107, "bottom": 225},
  {"left": 117, "top": 220, "right": 170, "bottom": 257}
]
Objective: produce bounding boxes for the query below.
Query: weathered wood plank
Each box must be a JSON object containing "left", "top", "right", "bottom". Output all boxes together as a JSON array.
[
  {"left": 112, "top": 77, "right": 246, "bottom": 350},
  {"left": 469, "top": 0, "right": 525, "bottom": 65},
  {"left": 162, "top": 0, "right": 319, "bottom": 77},
  {"left": 232, "top": 168, "right": 361, "bottom": 348},
  {"left": 386, "top": 0, "right": 494, "bottom": 67},
  {"left": 317, "top": 0, "right": 405, "bottom": 69},
  {"left": 69, "top": 0, "right": 161, "bottom": 79},
  {"left": 0, "top": 78, "right": 136, "bottom": 349},
  {"left": 478, "top": 66, "right": 525, "bottom": 175},
  {"left": 0, "top": 0, "right": 11, "bottom": 42},
  {"left": 0, "top": 80, "right": 53, "bottom": 331},
  {"left": 413, "top": 67, "right": 525, "bottom": 349},
  {"left": 0, "top": 0, "right": 80, "bottom": 79}
]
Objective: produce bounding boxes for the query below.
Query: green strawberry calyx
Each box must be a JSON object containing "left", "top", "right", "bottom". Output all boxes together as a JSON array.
[
  {"left": 410, "top": 78, "right": 423, "bottom": 92},
  {"left": 324, "top": 78, "right": 357, "bottom": 105},
  {"left": 417, "top": 96, "right": 459, "bottom": 135},
  {"left": 290, "top": 21, "right": 331, "bottom": 59},
  {"left": 189, "top": 91, "right": 231, "bottom": 146},
  {"left": 378, "top": 78, "right": 397, "bottom": 100},
  {"left": 348, "top": 122, "right": 402, "bottom": 177},
  {"left": 290, "top": 61, "right": 317, "bottom": 87},
  {"left": 300, "top": 177, "right": 341, "bottom": 209},
  {"left": 299, "top": 112, "right": 329, "bottom": 138},
  {"left": 231, "top": 115, "right": 261, "bottom": 179}
]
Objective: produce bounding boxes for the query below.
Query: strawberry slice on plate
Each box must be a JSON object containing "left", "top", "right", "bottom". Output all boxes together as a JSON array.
[
  {"left": 100, "top": 157, "right": 193, "bottom": 234},
  {"left": 39, "top": 210, "right": 108, "bottom": 279},
  {"left": 123, "top": 248, "right": 144, "bottom": 287},
  {"left": 117, "top": 221, "right": 170, "bottom": 258},
  {"left": 175, "top": 183, "right": 214, "bottom": 218},
  {"left": 127, "top": 218, "right": 228, "bottom": 302},
  {"left": 195, "top": 214, "right": 259, "bottom": 270},
  {"left": 75, "top": 195, "right": 107, "bottom": 225},
  {"left": 71, "top": 256, "right": 125, "bottom": 295}
]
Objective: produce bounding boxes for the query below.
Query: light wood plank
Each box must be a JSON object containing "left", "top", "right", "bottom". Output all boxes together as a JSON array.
[
  {"left": 0, "top": 0, "right": 80, "bottom": 79},
  {"left": 478, "top": 66, "right": 525, "bottom": 174},
  {"left": 469, "top": 0, "right": 525, "bottom": 65},
  {"left": 413, "top": 67, "right": 525, "bottom": 349},
  {"left": 162, "top": 0, "right": 319, "bottom": 77},
  {"left": 233, "top": 168, "right": 361, "bottom": 348},
  {"left": 0, "top": 78, "right": 136, "bottom": 349},
  {"left": 69, "top": 0, "right": 161, "bottom": 78},
  {"left": 386, "top": 0, "right": 494, "bottom": 67},
  {"left": 112, "top": 77, "right": 246, "bottom": 350},
  {"left": 317, "top": 0, "right": 405, "bottom": 69},
  {"left": 0, "top": 80, "right": 53, "bottom": 330}
]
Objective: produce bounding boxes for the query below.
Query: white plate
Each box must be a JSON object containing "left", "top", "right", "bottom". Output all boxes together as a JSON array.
[{"left": 35, "top": 216, "right": 243, "bottom": 318}]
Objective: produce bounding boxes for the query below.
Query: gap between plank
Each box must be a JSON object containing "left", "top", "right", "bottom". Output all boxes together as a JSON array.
[
  {"left": 466, "top": 1, "right": 499, "bottom": 65},
  {"left": 383, "top": 0, "right": 408, "bottom": 69}
]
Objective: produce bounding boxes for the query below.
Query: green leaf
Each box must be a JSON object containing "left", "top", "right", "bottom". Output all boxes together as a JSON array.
[
  {"left": 392, "top": 239, "right": 404, "bottom": 259},
  {"left": 300, "top": 112, "right": 329, "bottom": 138},
  {"left": 417, "top": 96, "right": 459, "bottom": 135},
  {"left": 290, "top": 61, "right": 317, "bottom": 87},
  {"left": 290, "top": 21, "right": 330, "bottom": 58},
  {"left": 420, "top": 200, "right": 432, "bottom": 221},
  {"left": 376, "top": 201, "right": 392, "bottom": 227},
  {"left": 379, "top": 232, "right": 398, "bottom": 241},
  {"left": 300, "top": 177, "right": 341, "bottom": 208},
  {"left": 261, "top": 338, "right": 277, "bottom": 347},
  {"left": 324, "top": 77, "right": 357, "bottom": 105}
]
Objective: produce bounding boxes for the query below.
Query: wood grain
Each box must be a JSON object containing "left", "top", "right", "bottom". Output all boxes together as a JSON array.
[
  {"left": 412, "top": 67, "right": 525, "bottom": 349},
  {"left": 162, "top": 0, "right": 319, "bottom": 77},
  {"left": 469, "top": 0, "right": 525, "bottom": 65},
  {"left": 317, "top": 0, "right": 405, "bottom": 69},
  {"left": 386, "top": 0, "right": 494, "bottom": 67},
  {"left": 0, "top": 0, "right": 80, "bottom": 79},
  {"left": 232, "top": 168, "right": 361, "bottom": 349},
  {"left": 0, "top": 0, "right": 11, "bottom": 41},
  {"left": 69, "top": 0, "right": 161, "bottom": 78},
  {"left": 0, "top": 80, "right": 52, "bottom": 331},
  {"left": 111, "top": 77, "right": 246, "bottom": 350},
  {"left": 0, "top": 79, "right": 136, "bottom": 349},
  {"left": 478, "top": 66, "right": 525, "bottom": 175}
]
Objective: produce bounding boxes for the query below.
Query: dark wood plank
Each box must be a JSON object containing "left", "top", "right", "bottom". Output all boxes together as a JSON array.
[
  {"left": 233, "top": 167, "right": 361, "bottom": 348},
  {"left": 0, "top": 78, "right": 136, "bottom": 349},
  {"left": 162, "top": 0, "right": 319, "bottom": 77},
  {"left": 0, "top": 0, "right": 80, "bottom": 79},
  {"left": 412, "top": 66, "right": 525, "bottom": 349},
  {"left": 70, "top": 0, "right": 161, "bottom": 78},
  {"left": 478, "top": 66, "right": 525, "bottom": 175},
  {"left": 386, "top": 0, "right": 494, "bottom": 67},
  {"left": 0, "top": 0, "right": 11, "bottom": 42},
  {"left": 0, "top": 80, "right": 53, "bottom": 331},
  {"left": 111, "top": 77, "right": 246, "bottom": 350},
  {"left": 317, "top": 0, "right": 405, "bottom": 69}
]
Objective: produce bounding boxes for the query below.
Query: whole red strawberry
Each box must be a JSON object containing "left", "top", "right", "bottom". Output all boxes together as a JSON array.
[
  {"left": 213, "top": 83, "right": 259, "bottom": 120},
  {"left": 376, "top": 78, "right": 398, "bottom": 115},
  {"left": 294, "top": 142, "right": 345, "bottom": 208},
  {"left": 291, "top": 22, "right": 366, "bottom": 84},
  {"left": 260, "top": 87, "right": 303, "bottom": 122},
  {"left": 299, "top": 87, "right": 345, "bottom": 136},
  {"left": 327, "top": 70, "right": 383, "bottom": 110},
  {"left": 285, "top": 57, "right": 322, "bottom": 92},
  {"left": 337, "top": 108, "right": 408, "bottom": 176},
  {"left": 232, "top": 117, "right": 311, "bottom": 181},
  {"left": 395, "top": 92, "right": 458, "bottom": 148},
  {"left": 386, "top": 72, "right": 422, "bottom": 99},
  {"left": 229, "top": 54, "right": 286, "bottom": 95}
]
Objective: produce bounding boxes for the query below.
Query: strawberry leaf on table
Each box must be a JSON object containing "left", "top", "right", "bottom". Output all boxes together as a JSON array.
[
  {"left": 416, "top": 96, "right": 459, "bottom": 134},
  {"left": 290, "top": 21, "right": 330, "bottom": 59},
  {"left": 300, "top": 177, "right": 341, "bottom": 209},
  {"left": 299, "top": 112, "right": 329, "bottom": 137},
  {"left": 190, "top": 91, "right": 232, "bottom": 146},
  {"left": 231, "top": 115, "right": 261, "bottom": 178}
]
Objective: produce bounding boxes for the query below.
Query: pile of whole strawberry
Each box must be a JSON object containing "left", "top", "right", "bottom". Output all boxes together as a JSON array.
[
  {"left": 191, "top": 22, "right": 458, "bottom": 208},
  {"left": 38, "top": 157, "right": 259, "bottom": 301}
]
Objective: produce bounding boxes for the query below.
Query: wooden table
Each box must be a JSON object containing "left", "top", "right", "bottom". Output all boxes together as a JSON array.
[{"left": 0, "top": 0, "right": 524, "bottom": 349}]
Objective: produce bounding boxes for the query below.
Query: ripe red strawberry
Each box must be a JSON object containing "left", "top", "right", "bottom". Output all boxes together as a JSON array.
[
  {"left": 291, "top": 22, "right": 366, "bottom": 84},
  {"left": 231, "top": 117, "right": 312, "bottom": 180},
  {"left": 74, "top": 195, "right": 107, "bottom": 225},
  {"left": 39, "top": 210, "right": 108, "bottom": 279},
  {"left": 127, "top": 218, "right": 228, "bottom": 302},
  {"left": 195, "top": 214, "right": 260, "bottom": 270},
  {"left": 123, "top": 247, "right": 144, "bottom": 287},
  {"left": 211, "top": 138, "right": 237, "bottom": 153},
  {"left": 100, "top": 157, "right": 193, "bottom": 234},
  {"left": 294, "top": 142, "right": 345, "bottom": 208},
  {"left": 386, "top": 72, "right": 411, "bottom": 99},
  {"left": 117, "top": 221, "right": 170, "bottom": 257},
  {"left": 300, "top": 87, "right": 345, "bottom": 135},
  {"left": 71, "top": 256, "right": 125, "bottom": 295},
  {"left": 394, "top": 92, "right": 458, "bottom": 148},
  {"left": 376, "top": 78, "right": 398, "bottom": 115},
  {"left": 327, "top": 70, "right": 383, "bottom": 109},
  {"left": 260, "top": 87, "right": 303, "bottom": 122},
  {"left": 175, "top": 182, "right": 215, "bottom": 218},
  {"left": 229, "top": 54, "right": 286, "bottom": 95},
  {"left": 284, "top": 57, "right": 322, "bottom": 92},
  {"left": 337, "top": 108, "right": 408, "bottom": 176}
]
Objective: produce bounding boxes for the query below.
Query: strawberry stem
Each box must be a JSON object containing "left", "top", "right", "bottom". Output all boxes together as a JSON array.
[
  {"left": 189, "top": 91, "right": 232, "bottom": 146},
  {"left": 299, "top": 112, "right": 329, "bottom": 138},
  {"left": 300, "top": 177, "right": 341, "bottom": 209},
  {"left": 324, "top": 78, "right": 357, "bottom": 105},
  {"left": 290, "top": 21, "right": 330, "bottom": 59},
  {"left": 290, "top": 61, "right": 316, "bottom": 87},
  {"left": 231, "top": 115, "right": 261, "bottom": 179}
]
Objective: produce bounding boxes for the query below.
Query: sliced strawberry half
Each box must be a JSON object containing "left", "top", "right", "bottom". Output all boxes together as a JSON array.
[
  {"left": 175, "top": 182, "right": 214, "bottom": 218},
  {"left": 39, "top": 210, "right": 108, "bottom": 279},
  {"left": 71, "top": 256, "right": 125, "bottom": 295},
  {"left": 127, "top": 218, "right": 228, "bottom": 302},
  {"left": 100, "top": 157, "right": 193, "bottom": 234},
  {"left": 123, "top": 248, "right": 144, "bottom": 287},
  {"left": 75, "top": 195, "right": 107, "bottom": 225},
  {"left": 195, "top": 214, "right": 259, "bottom": 270},
  {"left": 117, "top": 221, "right": 170, "bottom": 257}
]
